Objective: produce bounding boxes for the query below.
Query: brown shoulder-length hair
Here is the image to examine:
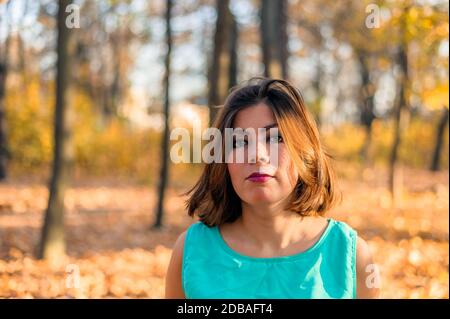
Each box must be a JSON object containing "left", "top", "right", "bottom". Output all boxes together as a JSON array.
[{"left": 184, "top": 78, "right": 340, "bottom": 226}]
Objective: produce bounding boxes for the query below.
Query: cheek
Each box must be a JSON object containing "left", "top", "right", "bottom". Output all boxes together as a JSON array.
[{"left": 227, "top": 163, "right": 244, "bottom": 186}]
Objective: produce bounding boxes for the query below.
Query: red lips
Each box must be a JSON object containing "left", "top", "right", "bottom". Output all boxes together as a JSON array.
[
  {"left": 246, "top": 172, "right": 274, "bottom": 183},
  {"left": 247, "top": 173, "right": 273, "bottom": 179}
]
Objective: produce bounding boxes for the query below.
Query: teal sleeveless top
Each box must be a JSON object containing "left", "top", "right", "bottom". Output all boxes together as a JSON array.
[{"left": 182, "top": 218, "right": 357, "bottom": 299}]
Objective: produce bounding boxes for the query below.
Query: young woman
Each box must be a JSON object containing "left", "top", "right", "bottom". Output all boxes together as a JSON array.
[{"left": 165, "top": 78, "right": 380, "bottom": 299}]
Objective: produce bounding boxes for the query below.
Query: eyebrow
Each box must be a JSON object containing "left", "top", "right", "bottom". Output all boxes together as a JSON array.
[
  {"left": 263, "top": 123, "right": 278, "bottom": 129},
  {"left": 240, "top": 123, "right": 278, "bottom": 134}
]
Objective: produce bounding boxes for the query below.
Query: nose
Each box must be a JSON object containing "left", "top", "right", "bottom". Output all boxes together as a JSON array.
[{"left": 248, "top": 140, "right": 269, "bottom": 164}]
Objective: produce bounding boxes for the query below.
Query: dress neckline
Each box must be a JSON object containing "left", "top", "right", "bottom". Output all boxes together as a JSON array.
[{"left": 213, "top": 218, "right": 334, "bottom": 262}]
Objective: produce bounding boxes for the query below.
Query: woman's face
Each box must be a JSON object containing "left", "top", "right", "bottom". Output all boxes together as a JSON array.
[{"left": 226, "top": 102, "right": 299, "bottom": 207}]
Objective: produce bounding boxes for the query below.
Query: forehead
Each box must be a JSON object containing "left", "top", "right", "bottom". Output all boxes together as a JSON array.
[{"left": 232, "top": 102, "right": 276, "bottom": 129}]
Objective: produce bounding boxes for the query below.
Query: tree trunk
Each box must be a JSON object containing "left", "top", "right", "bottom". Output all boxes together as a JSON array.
[
  {"left": 0, "top": 1, "right": 12, "bottom": 181},
  {"left": 38, "top": 0, "right": 75, "bottom": 261},
  {"left": 311, "top": 56, "right": 323, "bottom": 127},
  {"left": 0, "top": 63, "right": 8, "bottom": 181},
  {"left": 228, "top": 15, "right": 238, "bottom": 90},
  {"left": 208, "top": 0, "right": 238, "bottom": 126},
  {"left": 388, "top": 43, "right": 408, "bottom": 202},
  {"left": 17, "top": 0, "right": 30, "bottom": 88},
  {"left": 0, "top": 50, "right": 9, "bottom": 181},
  {"left": 430, "top": 107, "right": 449, "bottom": 171},
  {"left": 153, "top": 0, "right": 173, "bottom": 229},
  {"left": 106, "top": 31, "right": 124, "bottom": 120},
  {"left": 357, "top": 52, "right": 376, "bottom": 165},
  {"left": 260, "top": 0, "right": 288, "bottom": 79}
]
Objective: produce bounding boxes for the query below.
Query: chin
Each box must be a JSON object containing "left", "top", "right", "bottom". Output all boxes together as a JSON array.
[{"left": 246, "top": 190, "right": 278, "bottom": 203}]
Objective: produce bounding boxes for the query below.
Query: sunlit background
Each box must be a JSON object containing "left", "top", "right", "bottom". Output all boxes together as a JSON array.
[{"left": 0, "top": 0, "right": 448, "bottom": 298}]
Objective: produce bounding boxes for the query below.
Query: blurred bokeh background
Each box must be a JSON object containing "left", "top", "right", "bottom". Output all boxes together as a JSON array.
[{"left": 0, "top": 0, "right": 448, "bottom": 298}]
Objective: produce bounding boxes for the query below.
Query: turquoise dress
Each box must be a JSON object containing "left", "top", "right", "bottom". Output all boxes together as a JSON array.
[{"left": 182, "top": 218, "right": 357, "bottom": 299}]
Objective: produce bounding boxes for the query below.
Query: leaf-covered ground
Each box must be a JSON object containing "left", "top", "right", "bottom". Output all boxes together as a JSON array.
[{"left": 0, "top": 168, "right": 448, "bottom": 298}]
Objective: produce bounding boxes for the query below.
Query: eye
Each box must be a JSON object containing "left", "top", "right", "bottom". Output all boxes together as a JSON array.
[
  {"left": 233, "top": 138, "right": 247, "bottom": 148},
  {"left": 267, "top": 134, "right": 283, "bottom": 144}
]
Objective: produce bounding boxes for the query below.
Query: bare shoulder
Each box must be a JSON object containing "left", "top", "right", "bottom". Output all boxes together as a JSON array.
[
  {"left": 165, "top": 230, "right": 187, "bottom": 299},
  {"left": 355, "top": 236, "right": 381, "bottom": 299}
]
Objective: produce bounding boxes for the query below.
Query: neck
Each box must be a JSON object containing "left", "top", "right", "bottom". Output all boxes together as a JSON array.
[{"left": 238, "top": 201, "right": 314, "bottom": 251}]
